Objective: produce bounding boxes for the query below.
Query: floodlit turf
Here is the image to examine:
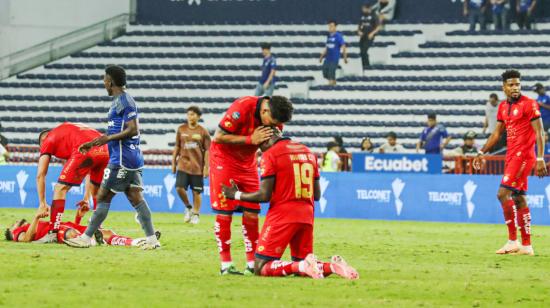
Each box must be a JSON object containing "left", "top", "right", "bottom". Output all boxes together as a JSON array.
[{"left": 1, "top": 208, "right": 549, "bottom": 307}]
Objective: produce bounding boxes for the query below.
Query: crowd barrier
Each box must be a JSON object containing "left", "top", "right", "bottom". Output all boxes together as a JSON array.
[{"left": 1, "top": 165, "right": 550, "bottom": 225}]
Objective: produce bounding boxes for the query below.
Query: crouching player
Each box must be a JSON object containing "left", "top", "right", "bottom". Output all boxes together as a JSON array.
[
  {"left": 222, "top": 128, "right": 358, "bottom": 279},
  {"left": 5, "top": 204, "right": 158, "bottom": 247}
]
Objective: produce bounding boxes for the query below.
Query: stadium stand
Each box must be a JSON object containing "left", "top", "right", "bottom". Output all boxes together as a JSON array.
[{"left": 1, "top": 21, "right": 550, "bottom": 165}]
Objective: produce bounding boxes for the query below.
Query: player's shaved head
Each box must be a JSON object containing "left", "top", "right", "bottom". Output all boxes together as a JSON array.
[{"left": 259, "top": 127, "right": 282, "bottom": 152}]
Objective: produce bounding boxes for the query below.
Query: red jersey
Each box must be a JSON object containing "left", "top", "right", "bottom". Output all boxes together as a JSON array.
[
  {"left": 210, "top": 96, "right": 282, "bottom": 169},
  {"left": 12, "top": 221, "right": 51, "bottom": 242},
  {"left": 40, "top": 122, "right": 103, "bottom": 160},
  {"left": 260, "top": 138, "right": 320, "bottom": 225},
  {"left": 497, "top": 95, "right": 541, "bottom": 159}
]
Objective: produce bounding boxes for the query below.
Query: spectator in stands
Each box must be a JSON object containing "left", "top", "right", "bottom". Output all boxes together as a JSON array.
[
  {"left": 255, "top": 43, "right": 277, "bottom": 96},
  {"left": 333, "top": 136, "right": 350, "bottom": 171},
  {"left": 322, "top": 141, "right": 341, "bottom": 172},
  {"left": 377, "top": 132, "right": 405, "bottom": 153},
  {"left": 491, "top": 0, "right": 510, "bottom": 30},
  {"left": 0, "top": 123, "right": 7, "bottom": 164},
  {"left": 452, "top": 131, "right": 479, "bottom": 156},
  {"left": 357, "top": 3, "right": 382, "bottom": 70},
  {"left": 416, "top": 113, "right": 452, "bottom": 154},
  {"left": 534, "top": 83, "right": 550, "bottom": 131},
  {"left": 483, "top": 93, "right": 500, "bottom": 134},
  {"left": 320, "top": 20, "right": 348, "bottom": 86},
  {"left": 360, "top": 137, "right": 375, "bottom": 153},
  {"left": 516, "top": 0, "right": 536, "bottom": 30},
  {"left": 372, "top": 0, "right": 396, "bottom": 22},
  {"left": 464, "top": 0, "right": 488, "bottom": 31}
]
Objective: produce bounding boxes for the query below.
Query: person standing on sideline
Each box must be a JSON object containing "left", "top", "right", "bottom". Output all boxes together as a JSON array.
[
  {"left": 64, "top": 65, "right": 160, "bottom": 250},
  {"left": 533, "top": 83, "right": 550, "bottom": 131},
  {"left": 357, "top": 3, "right": 381, "bottom": 71},
  {"left": 255, "top": 43, "right": 277, "bottom": 96},
  {"left": 416, "top": 113, "right": 452, "bottom": 154},
  {"left": 483, "top": 93, "right": 500, "bottom": 134},
  {"left": 320, "top": 20, "right": 348, "bottom": 86},
  {"left": 172, "top": 106, "right": 211, "bottom": 225},
  {"left": 322, "top": 141, "right": 341, "bottom": 172},
  {"left": 464, "top": 0, "right": 488, "bottom": 31}
]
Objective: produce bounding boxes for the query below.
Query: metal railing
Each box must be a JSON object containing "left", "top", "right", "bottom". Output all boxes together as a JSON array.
[{"left": 0, "top": 13, "right": 129, "bottom": 80}]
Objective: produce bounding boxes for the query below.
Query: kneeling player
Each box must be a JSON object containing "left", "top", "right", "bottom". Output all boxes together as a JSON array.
[
  {"left": 5, "top": 205, "right": 158, "bottom": 247},
  {"left": 223, "top": 129, "right": 358, "bottom": 279}
]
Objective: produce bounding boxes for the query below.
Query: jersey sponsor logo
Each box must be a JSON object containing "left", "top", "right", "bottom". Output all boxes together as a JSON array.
[
  {"left": 127, "top": 111, "right": 137, "bottom": 118},
  {"left": 191, "top": 134, "right": 202, "bottom": 141},
  {"left": 232, "top": 112, "right": 240, "bottom": 120},
  {"left": 16, "top": 170, "right": 29, "bottom": 205},
  {"left": 184, "top": 142, "right": 199, "bottom": 149},
  {"left": 364, "top": 156, "right": 429, "bottom": 173}
]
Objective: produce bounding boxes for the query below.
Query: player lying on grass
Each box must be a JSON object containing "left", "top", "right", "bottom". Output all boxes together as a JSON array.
[
  {"left": 222, "top": 128, "right": 358, "bottom": 279},
  {"left": 37, "top": 122, "right": 109, "bottom": 242},
  {"left": 4, "top": 204, "right": 159, "bottom": 247}
]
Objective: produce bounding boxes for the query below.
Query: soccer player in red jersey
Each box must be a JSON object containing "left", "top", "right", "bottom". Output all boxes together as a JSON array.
[
  {"left": 210, "top": 96, "right": 293, "bottom": 275},
  {"left": 223, "top": 128, "right": 359, "bottom": 279},
  {"left": 4, "top": 204, "right": 159, "bottom": 247},
  {"left": 37, "top": 122, "right": 109, "bottom": 240},
  {"left": 474, "top": 70, "right": 548, "bottom": 256}
]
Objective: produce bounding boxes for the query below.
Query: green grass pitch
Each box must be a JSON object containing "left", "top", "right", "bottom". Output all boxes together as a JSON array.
[{"left": 1, "top": 208, "right": 549, "bottom": 307}]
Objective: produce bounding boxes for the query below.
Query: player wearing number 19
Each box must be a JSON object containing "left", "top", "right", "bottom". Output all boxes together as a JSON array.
[
  {"left": 64, "top": 65, "right": 161, "bottom": 250},
  {"left": 223, "top": 128, "right": 359, "bottom": 279}
]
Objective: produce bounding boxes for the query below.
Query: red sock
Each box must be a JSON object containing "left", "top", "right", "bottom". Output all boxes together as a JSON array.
[
  {"left": 215, "top": 214, "right": 232, "bottom": 263},
  {"left": 92, "top": 197, "right": 97, "bottom": 211},
  {"left": 106, "top": 235, "right": 133, "bottom": 246},
  {"left": 517, "top": 207, "right": 531, "bottom": 246},
  {"left": 317, "top": 262, "right": 333, "bottom": 277},
  {"left": 50, "top": 199, "right": 66, "bottom": 231},
  {"left": 242, "top": 214, "right": 259, "bottom": 264},
  {"left": 74, "top": 214, "right": 82, "bottom": 225},
  {"left": 501, "top": 199, "right": 517, "bottom": 241},
  {"left": 260, "top": 261, "right": 300, "bottom": 277}
]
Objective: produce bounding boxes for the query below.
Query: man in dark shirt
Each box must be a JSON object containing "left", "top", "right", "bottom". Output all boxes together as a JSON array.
[
  {"left": 416, "top": 113, "right": 452, "bottom": 154},
  {"left": 534, "top": 83, "right": 550, "bottom": 131},
  {"left": 357, "top": 3, "right": 381, "bottom": 71},
  {"left": 255, "top": 43, "right": 277, "bottom": 96}
]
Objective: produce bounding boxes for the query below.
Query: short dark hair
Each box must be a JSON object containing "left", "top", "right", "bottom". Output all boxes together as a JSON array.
[
  {"left": 501, "top": 69, "right": 521, "bottom": 82},
  {"left": 327, "top": 141, "right": 339, "bottom": 150},
  {"left": 387, "top": 131, "right": 397, "bottom": 139},
  {"left": 105, "top": 65, "right": 127, "bottom": 87},
  {"left": 4, "top": 228, "right": 12, "bottom": 241},
  {"left": 260, "top": 43, "right": 271, "bottom": 50},
  {"left": 328, "top": 20, "right": 338, "bottom": 26},
  {"left": 38, "top": 129, "right": 51, "bottom": 145},
  {"left": 489, "top": 93, "right": 498, "bottom": 100},
  {"left": 427, "top": 113, "right": 437, "bottom": 120},
  {"left": 268, "top": 96, "right": 294, "bottom": 123},
  {"left": 187, "top": 106, "right": 202, "bottom": 116},
  {"left": 333, "top": 136, "right": 344, "bottom": 146}
]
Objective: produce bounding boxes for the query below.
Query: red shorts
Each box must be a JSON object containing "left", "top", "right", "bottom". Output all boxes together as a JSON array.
[
  {"left": 255, "top": 222, "right": 313, "bottom": 261},
  {"left": 209, "top": 158, "right": 260, "bottom": 213},
  {"left": 501, "top": 156, "right": 536, "bottom": 194},
  {"left": 56, "top": 222, "right": 87, "bottom": 243},
  {"left": 58, "top": 146, "right": 109, "bottom": 187}
]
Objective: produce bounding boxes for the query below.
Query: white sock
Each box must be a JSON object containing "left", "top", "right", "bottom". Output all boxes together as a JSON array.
[
  {"left": 81, "top": 234, "right": 91, "bottom": 242},
  {"left": 508, "top": 240, "right": 518, "bottom": 245},
  {"left": 146, "top": 235, "right": 157, "bottom": 242},
  {"left": 246, "top": 261, "right": 254, "bottom": 269},
  {"left": 298, "top": 261, "right": 305, "bottom": 273},
  {"left": 221, "top": 262, "right": 233, "bottom": 270},
  {"left": 523, "top": 245, "right": 533, "bottom": 250}
]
